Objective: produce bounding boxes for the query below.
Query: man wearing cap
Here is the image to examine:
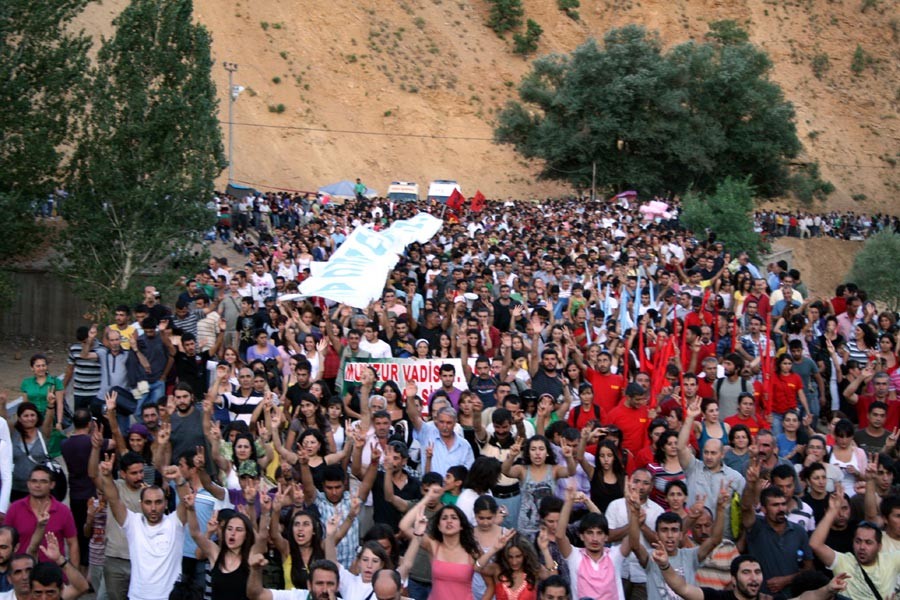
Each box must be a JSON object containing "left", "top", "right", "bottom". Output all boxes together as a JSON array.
[{"left": 606, "top": 383, "right": 653, "bottom": 458}]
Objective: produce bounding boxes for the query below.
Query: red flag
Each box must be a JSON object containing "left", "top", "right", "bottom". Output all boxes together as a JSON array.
[
  {"left": 650, "top": 337, "right": 675, "bottom": 407},
  {"left": 446, "top": 188, "right": 465, "bottom": 212},
  {"left": 470, "top": 190, "right": 486, "bottom": 212}
]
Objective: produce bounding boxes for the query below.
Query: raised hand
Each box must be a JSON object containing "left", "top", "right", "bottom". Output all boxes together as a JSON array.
[
  {"left": 259, "top": 492, "right": 273, "bottom": 513},
  {"left": 35, "top": 505, "right": 51, "bottom": 529},
  {"left": 493, "top": 528, "right": 516, "bottom": 552},
  {"left": 90, "top": 421, "right": 104, "bottom": 450},
  {"left": 193, "top": 446, "right": 206, "bottom": 470},
  {"left": 325, "top": 512, "right": 340, "bottom": 538},
  {"left": 536, "top": 527, "right": 550, "bottom": 551},
  {"left": 349, "top": 496, "right": 362, "bottom": 518},
  {"left": 105, "top": 391, "right": 118, "bottom": 414},
  {"left": 413, "top": 509, "right": 429, "bottom": 537},
  {"left": 249, "top": 553, "right": 268, "bottom": 568},
  {"left": 183, "top": 491, "right": 196, "bottom": 510},
  {"left": 162, "top": 465, "right": 180, "bottom": 481},
  {"left": 425, "top": 442, "right": 434, "bottom": 460},
  {"left": 99, "top": 452, "right": 115, "bottom": 477},
  {"left": 370, "top": 441, "right": 382, "bottom": 463},
  {"left": 650, "top": 542, "right": 669, "bottom": 567},
  {"left": 38, "top": 533, "right": 61, "bottom": 564},
  {"left": 207, "top": 421, "right": 221, "bottom": 443},
  {"left": 717, "top": 481, "right": 731, "bottom": 508}
]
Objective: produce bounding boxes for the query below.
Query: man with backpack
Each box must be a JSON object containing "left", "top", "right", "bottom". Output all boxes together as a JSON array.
[{"left": 716, "top": 353, "right": 752, "bottom": 420}]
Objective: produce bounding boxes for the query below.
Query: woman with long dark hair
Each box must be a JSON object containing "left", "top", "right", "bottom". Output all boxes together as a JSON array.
[
  {"left": 185, "top": 498, "right": 255, "bottom": 600},
  {"left": 580, "top": 438, "right": 626, "bottom": 513},
  {"left": 406, "top": 488, "right": 515, "bottom": 600},
  {"left": 273, "top": 428, "right": 348, "bottom": 492},
  {"left": 265, "top": 506, "right": 325, "bottom": 591},
  {"left": 646, "top": 431, "right": 686, "bottom": 509},
  {"left": 483, "top": 532, "right": 554, "bottom": 600},
  {"left": 10, "top": 401, "right": 54, "bottom": 501}
]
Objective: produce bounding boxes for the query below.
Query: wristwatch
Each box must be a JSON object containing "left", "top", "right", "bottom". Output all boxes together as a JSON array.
[{"left": 57, "top": 557, "right": 69, "bottom": 568}]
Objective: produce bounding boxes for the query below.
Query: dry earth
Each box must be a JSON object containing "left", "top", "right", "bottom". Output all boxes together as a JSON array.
[{"left": 72, "top": 0, "right": 899, "bottom": 208}]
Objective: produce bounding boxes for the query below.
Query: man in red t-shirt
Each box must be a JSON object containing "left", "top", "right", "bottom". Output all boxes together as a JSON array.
[
  {"left": 684, "top": 325, "right": 716, "bottom": 374},
  {"left": 582, "top": 350, "right": 624, "bottom": 415},
  {"left": 744, "top": 278, "right": 771, "bottom": 321},
  {"left": 845, "top": 370, "right": 898, "bottom": 430},
  {"left": 607, "top": 382, "right": 652, "bottom": 458},
  {"left": 724, "top": 392, "right": 766, "bottom": 437}
]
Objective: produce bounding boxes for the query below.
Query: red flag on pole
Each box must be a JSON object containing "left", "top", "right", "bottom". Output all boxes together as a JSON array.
[
  {"left": 447, "top": 188, "right": 465, "bottom": 212},
  {"left": 471, "top": 190, "right": 486, "bottom": 213}
]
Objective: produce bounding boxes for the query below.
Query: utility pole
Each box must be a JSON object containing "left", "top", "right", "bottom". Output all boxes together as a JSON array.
[
  {"left": 223, "top": 61, "right": 239, "bottom": 184},
  {"left": 591, "top": 161, "right": 596, "bottom": 202}
]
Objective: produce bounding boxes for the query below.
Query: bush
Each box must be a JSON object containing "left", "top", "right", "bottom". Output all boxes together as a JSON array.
[
  {"left": 487, "top": 0, "right": 524, "bottom": 35},
  {"left": 848, "top": 230, "right": 900, "bottom": 311},
  {"left": 557, "top": 0, "right": 580, "bottom": 19},
  {"left": 512, "top": 19, "right": 542, "bottom": 56},
  {"left": 811, "top": 53, "right": 830, "bottom": 79},
  {"left": 268, "top": 104, "right": 286, "bottom": 113},
  {"left": 851, "top": 44, "right": 871, "bottom": 75},
  {"left": 681, "top": 177, "right": 764, "bottom": 262},
  {"left": 790, "top": 162, "right": 835, "bottom": 203}
]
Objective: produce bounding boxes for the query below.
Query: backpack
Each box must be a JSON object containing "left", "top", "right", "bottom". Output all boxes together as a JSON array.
[
  {"left": 572, "top": 403, "right": 602, "bottom": 425},
  {"left": 715, "top": 376, "right": 749, "bottom": 399}
]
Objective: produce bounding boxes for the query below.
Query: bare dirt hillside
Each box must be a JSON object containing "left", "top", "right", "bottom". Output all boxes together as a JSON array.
[{"left": 74, "top": 0, "right": 900, "bottom": 208}]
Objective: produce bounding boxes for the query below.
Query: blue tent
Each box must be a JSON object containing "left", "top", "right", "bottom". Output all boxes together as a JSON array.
[{"left": 318, "top": 180, "right": 378, "bottom": 199}]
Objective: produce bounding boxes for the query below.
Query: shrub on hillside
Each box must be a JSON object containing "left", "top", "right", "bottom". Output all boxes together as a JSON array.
[{"left": 848, "top": 230, "right": 900, "bottom": 312}]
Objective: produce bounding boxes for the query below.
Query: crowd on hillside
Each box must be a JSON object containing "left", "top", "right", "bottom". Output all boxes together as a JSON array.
[{"left": 3, "top": 191, "right": 900, "bottom": 600}]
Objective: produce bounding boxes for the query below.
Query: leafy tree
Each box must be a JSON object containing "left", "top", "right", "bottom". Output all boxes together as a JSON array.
[
  {"left": 681, "top": 177, "right": 764, "bottom": 262},
  {"left": 705, "top": 20, "right": 750, "bottom": 45},
  {"left": 495, "top": 24, "right": 802, "bottom": 197},
  {"left": 513, "top": 19, "right": 543, "bottom": 56},
  {"left": 487, "top": 0, "right": 524, "bottom": 35},
  {"left": 848, "top": 230, "right": 900, "bottom": 312},
  {"left": 60, "top": 0, "right": 225, "bottom": 311},
  {"left": 0, "top": 0, "right": 91, "bottom": 259},
  {"left": 851, "top": 44, "right": 871, "bottom": 75},
  {"left": 789, "top": 162, "right": 834, "bottom": 203}
]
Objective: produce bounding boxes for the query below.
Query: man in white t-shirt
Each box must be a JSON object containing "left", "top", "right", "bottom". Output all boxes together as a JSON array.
[
  {"left": 359, "top": 322, "right": 392, "bottom": 359},
  {"left": 247, "top": 554, "right": 339, "bottom": 600},
  {"left": 96, "top": 454, "right": 191, "bottom": 600}
]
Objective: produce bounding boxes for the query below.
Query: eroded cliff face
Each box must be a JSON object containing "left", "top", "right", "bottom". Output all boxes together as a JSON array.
[{"left": 77, "top": 0, "right": 899, "bottom": 209}]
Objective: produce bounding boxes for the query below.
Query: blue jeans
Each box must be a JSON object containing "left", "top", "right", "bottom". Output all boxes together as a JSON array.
[
  {"left": 137, "top": 380, "right": 166, "bottom": 417},
  {"left": 406, "top": 578, "right": 431, "bottom": 600},
  {"left": 771, "top": 412, "right": 784, "bottom": 438},
  {"left": 494, "top": 493, "right": 522, "bottom": 529}
]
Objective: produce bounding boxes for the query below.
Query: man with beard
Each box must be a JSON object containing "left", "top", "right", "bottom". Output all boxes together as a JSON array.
[
  {"left": 741, "top": 457, "right": 813, "bottom": 599},
  {"left": 95, "top": 454, "right": 191, "bottom": 600},
  {"left": 247, "top": 557, "right": 340, "bottom": 600},
  {"left": 529, "top": 318, "right": 563, "bottom": 400},
  {"left": 811, "top": 486, "right": 900, "bottom": 599},
  {"left": 651, "top": 552, "right": 849, "bottom": 600},
  {"left": 0, "top": 528, "right": 16, "bottom": 591},
  {"left": 165, "top": 383, "right": 208, "bottom": 474}
]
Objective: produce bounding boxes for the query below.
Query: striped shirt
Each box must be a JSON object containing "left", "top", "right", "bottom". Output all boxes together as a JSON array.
[{"left": 67, "top": 342, "right": 102, "bottom": 397}]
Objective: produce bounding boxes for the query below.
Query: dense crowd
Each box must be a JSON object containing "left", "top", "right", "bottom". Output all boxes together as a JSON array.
[{"left": 2, "top": 192, "right": 899, "bottom": 600}]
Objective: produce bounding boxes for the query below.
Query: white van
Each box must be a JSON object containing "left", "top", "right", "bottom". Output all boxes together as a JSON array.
[
  {"left": 386, "top": 181, "right": 419, "bottom": 203},
  {"left": 427, "top": 180, "right": 461, "bottom": 203}
]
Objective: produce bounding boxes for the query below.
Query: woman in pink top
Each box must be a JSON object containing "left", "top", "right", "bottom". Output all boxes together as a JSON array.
[{"left": 409, "top": 487, "right": 515, "bottom": 600}]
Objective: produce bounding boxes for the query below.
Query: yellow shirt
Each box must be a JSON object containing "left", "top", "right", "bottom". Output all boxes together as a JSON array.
[
  {"left": 831, "top": 550, "right": 900, "bottom": 599},
  {"left": 108, "top": 324, "right": 136, "bottom": 350}
]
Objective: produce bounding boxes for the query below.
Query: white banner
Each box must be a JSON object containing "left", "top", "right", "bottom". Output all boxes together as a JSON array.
[{"left": 299, "top": 213, "right": 442, "bottom": 308}]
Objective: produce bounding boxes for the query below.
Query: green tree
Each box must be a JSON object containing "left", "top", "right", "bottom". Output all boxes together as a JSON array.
[
  {"left": 849, "top": 230, "right": 900, "bottom": 312},
  {"left": 681, "top": 177, "right": 764, "bottom": 262},
  {"left": 61, "top": 0, "right": 225, "bottom": 311},
  {"left": 495, "top": 24, "right": 801, "bottom": 197},
  {"left": 513, "top": 19, "right": 543, "bottom": 56},
  {"left": 0, "top": 0, "right": 91, "bottom": 259},
  {"left": 487, "top": 0, "right": 524, "bottom": 35}
]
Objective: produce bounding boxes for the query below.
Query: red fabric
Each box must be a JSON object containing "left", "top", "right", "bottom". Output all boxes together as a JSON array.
[
  {"left": 770, "top": 372, "right": 804, "bottom": 414},
  {"left": 607, "top": 403, "right": 650, "bottom": 457},
  {"left": 470, "top": 190, "right": 486, "bottom": 212},
  {"left": 630, "top": 445, "right": 655, "bottom": 475},
  {"left": 447, "top": 188, "right": 465, "bottom": 212},
  {"left": 684, "top": 310, "right": 715, "bottom": 331},
  {"left": 831, "top": 296, "right": 847, "bottom": 316},
  {"left": 856, "top": 395, "right": 900, "bottom": 431},
  {"left": 584, "top": 368, "right": 625, "bottom": 414},
  {"left": 724, "top": 414, "right": 766, "bottom": 437},
  {"left": 746, "top": 292, "right": 771, "bottom": 320}
]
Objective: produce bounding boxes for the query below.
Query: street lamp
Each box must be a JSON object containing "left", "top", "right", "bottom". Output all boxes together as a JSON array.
[{"left": 223, "top": 61, "right": 242, "bottom": 184}]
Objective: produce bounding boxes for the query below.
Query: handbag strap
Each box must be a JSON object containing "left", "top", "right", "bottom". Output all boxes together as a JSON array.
[
  {"left": 856, "top": 556, "right": 884, "bottom": 600},
  {"left": 20, "top": 431, "right": 47, "bottom": 464}
]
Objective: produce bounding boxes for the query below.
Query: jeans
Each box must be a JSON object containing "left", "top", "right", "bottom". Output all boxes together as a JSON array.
[
  {"left": 494, "top": 494, "right": 522, "bottom": 529},
  {"left": 90, "top": 564, "right": 108, "bottom": 600},
  {"left": 103, "top": 557, "right": 131, "bottom": 600},
  {"left": 406, "top": 578, "right": 431, "bottom": 600},
  {"left": 138, "top": 380, "right": 165, "bottom": 417},
  {"left": 771, "top": 412, "right": 784, "bottom": 438}
]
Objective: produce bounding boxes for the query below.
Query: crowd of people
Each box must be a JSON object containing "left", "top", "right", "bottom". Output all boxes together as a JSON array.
[{"left": 2, "top": 191, "right": 899, "bottom": 600}]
